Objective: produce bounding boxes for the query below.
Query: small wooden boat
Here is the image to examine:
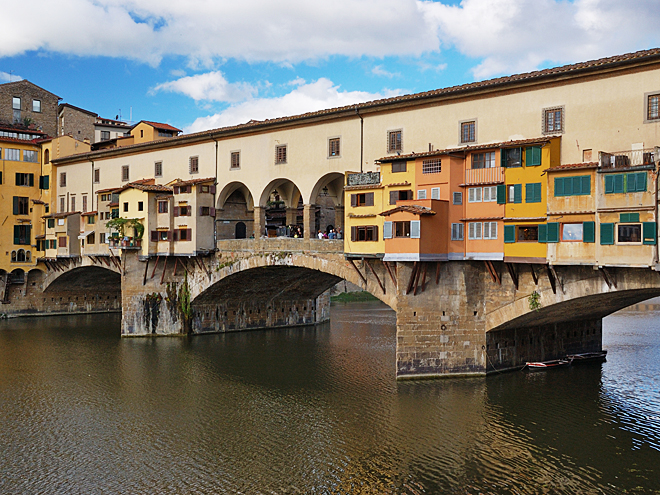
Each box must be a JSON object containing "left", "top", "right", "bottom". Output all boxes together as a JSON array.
[
  {"left": 566, "top": 350, "right": 607, "bottom": 364},
  {"left": 525, "top": 359, "right": 570, "bottom": 370}
]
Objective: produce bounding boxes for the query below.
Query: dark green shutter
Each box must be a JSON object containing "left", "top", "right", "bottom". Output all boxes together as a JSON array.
[
  {"left": 525, "top": 183, "right": 533, "bottom": 203},
  {"left": 614, "top": 174, "right": 624, "bottom": 193},
  {"left": 564, "top": 177, "right": 574, "bottom": 195},
  {"left": 643, "top": 222, "right": 657, "bottom": 245},
  {"left": 25, "top": 225, "right": 31, "bottom": 245},
  {"left": 620, "top": 213, "right": 640, "bottom": 223},
  {"left": 13, "top": 196, "right": 18, "bottom": 215},
  {"left": 625, "top": 173, "right": 636, "bottom": 192},
  {"left": 500, "top": 149, "right": 505, "bottom": 167},
  {"left": 538, "top": 224, "right": 547, "bottom": 243},
  {"left": 526, "top": 146, "right": 542, "bottom": 166},
  {"left": 600, "top": 223, "right": 614, "bottom": 245},
  {"left": 14, "top": 225, "right": 19, "bottom": 244},
  {"left": 513, "top": 184, "right": 522, "bottom": 203},
  {"left": 554, "top": 177, "right": 564, "bottom": 197},
  {"left": 580, "top": 176, "right": 591, "bottom": 195},
  {"left": 29, "top": 174, "right": 34, "bottom": 187},
  {"left": 605, "top": 175, "right": 614, "bottom": 194},
  {"left": 637, "top": 172, "right": 647, "bottom": 192},
  {"left": 583, "top": 221, "right": 595, "bottom": 243},
  {"left": 504, "top": 225, "right": 516, "bottom": 243},
  {"left": 535, "top": 183, "right": 542, "bottom": 203},
  {"left": 547, "top": 222, "right": 559, "bottom": 243},
  {"left": 496, "top": 184, "right": 506, "bottom": 204}
]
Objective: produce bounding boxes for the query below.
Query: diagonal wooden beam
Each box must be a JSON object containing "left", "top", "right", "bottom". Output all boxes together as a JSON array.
[
  {"left": 348, "top": 258, "right": 367, "bottom": 285},
  {"left": 365, "top": 259, "right": 385, "bottom": 295},
  {"left": 151, "top": 255, "right": 160, "bottom": 279},
  {"left": 530, "top": 264, "right": 538, "bottom": 285},
  {"left": 598, "top": 267, "right": 617, "bottom": 289},
  {"left": 383, "top": 261, "right": 397, "bottom": 289},
  {"left": 421, "top": 263, "right": 427, "bottom": 293},
  {"left": 506, "top": 263, "right": 518, "bottom": 290},
  {"left": 549, "top": 265, "right": 564, "bottom": 294},
  {"left": 435, "top": 262, "right": 441, "bottom": 285},
  {"left": 546, "top": 264, "right": 557, "bottom": 294},
  {"left": 160, "top": 257, "right": 168, "bottom": 285},
  {"left": 406, "top": 262, "right": 419, "bottom": 294},
  {"left": 485, "top": 260, "right": 501, "bottom": 285},
  {"left": 173, "top": 257, "right": 179, "bottom": 277},
  {"left": 413, "top": 262, "right": 423, "bottom": 295},
  {"left": 142, "top": 258, "right": 150, "bottom": 286}
]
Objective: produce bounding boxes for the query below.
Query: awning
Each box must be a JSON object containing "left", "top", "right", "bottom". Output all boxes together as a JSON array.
[{"left": 78, "top": 230, "right": 95, "bottom": 239}]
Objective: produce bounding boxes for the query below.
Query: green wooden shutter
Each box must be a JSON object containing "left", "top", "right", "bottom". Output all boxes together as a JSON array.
[
  {"left": 538, "top": 224, "right": 547, "bottom": 243},
  {"left": 564, "top": 177, "right": 574, "bottom": 195},
  {"left": 583, "top": 221, "right": 595, "bottom": 243},
  {"left": 581, "top": 176, "right": 591, "bottom": 195},
  {"left": 614, "top": 174, "right": 624, "bottom": 193},
  {"left": 554, "top": 177, "right": 564, "bottom": 196},
  {"left": 547, "top": 222, "right": 559, "bottom": 243},
  {"left": 625, "top": 173, "right": 636, "bottom": 192},
  {"left": 600, "top": 223, "right": 614, "bottom": 245},
  {"left": 12, "top": 196, "right": 18, "bottom": 215},
  {"left": 525, "top": 183, "right": 533, "bottom": 203},
  {"left": 29, "top": 174, "right": 34, "bottom": 187},
  {"left": 637, "top": 172, "right": 647, "bottom": 192},
  {"left": 25, "top": 225, "right": 31, "bottom": 245},
  {"left": 496, "top": 184, "right": 506, "bottom": 204},
  {"left": 620, "top": 213, "right": 640, "bottom": 223},
  {"left": 13, "top": 225, "right": 19, "bottom": 244},
  {"left": 525, "top": 146, "right": 542, "bottom": 166},
  {"left": 535, "top": 183, "right": 542, "bottom": 203},
  {"left": 513, "top": 184, "right": 522, "bottom": 203},
  {"left": 604, "top": 175, "right": 614, "bottom": 194},
  {"left": 643, "top": 222, "right": 657, "bottom": 245},
  {"left": 504, "top": 225, "right": 516, "bottom": 243},
  {"left": 500, "top": 149, "right": 505, "bottom": 167}
]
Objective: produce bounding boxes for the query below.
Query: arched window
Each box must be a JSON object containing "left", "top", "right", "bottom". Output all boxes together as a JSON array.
[
  {"left": 44, "top": 149, "right": 50, "bottom": 164},
  {"left": 17, "top": 249, "right": 26, "bottom": 262},
  {"left": 11, "top": 251, "right": 17, "bottom": 262},
  {"left": 25, "top": 250, "right": 31, "bottom": 262},
  {"left": 11, "top": 269, "right": 25, "bottom": 284}
]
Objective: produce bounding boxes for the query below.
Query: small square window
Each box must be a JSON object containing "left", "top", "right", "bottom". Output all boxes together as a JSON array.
[
  {"left": 387, "top": 130, "right": 402, "bottom": 153},
  {"left": 646, "top": 93, "right": 660, "bottom": 121},
  {"left": 328, "top": 138, "right": 340, "bottom": 157},
  {"left": 460, "top": 121, "right": 476, "bottom": 144},
  {"left": 543, "top": 107, "right": 564, "bottom": 133},
  {"left": 155, "top": 161, "right": 163, "bottom": 177},
  {"left": 101, "top": 131, "right": 110, "bottom": 141},
  {"left": 32, "top": 100, "right": 41, "bottom": 113},
  {"left": 275, "top": 145, "right": 287, "bottom": 164},
  {"left": 452, "top": 192, "right": 462, "bottom": 205},
  {"left": 231, "top": 151, "right": 240, "bottom": 169},
  {"left": 123, "top": 202, "right": 129, "bottom": 212},
  {"left": 138, "top": 201, "right": 143, "bottom": 212},
  {"left": 121, "top": 165, "right": 129, "bottom": 182},
  {"left": 189, "top": 156, "right": 199, "bottom": 174},
  {"left": 12, "top": 97, "right": 20, "bottom": 110},
  {"left": 93, "top": 168, "right": 100, "bottom": 183},
  {"left": 60, "top": 172, "right": 67, "bottom": 187}
]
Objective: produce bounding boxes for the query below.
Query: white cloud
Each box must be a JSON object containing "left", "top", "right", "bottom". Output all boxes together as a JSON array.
[
  {"left": 372, "top": 65, "right": 400, "bottom": 78},
  {"left": 0, "top": 71, "right": 23, "bottom": 83},
  {"left": 421, "top": 0, "right": 660, "bottom": 79},
  {"left": 153, "top": 71, "right": 257, "bottom": 102},
  {"left": 185, "top": 78, "right": 403, "bottom": 133}
]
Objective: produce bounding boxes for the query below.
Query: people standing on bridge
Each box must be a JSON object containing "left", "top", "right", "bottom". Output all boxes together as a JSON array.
[
  {"left": 336, "top": 227, "right": 342, "bottom": 240},
  {"left": 317, "top": 230, "right": 323, "bottom": 239}
]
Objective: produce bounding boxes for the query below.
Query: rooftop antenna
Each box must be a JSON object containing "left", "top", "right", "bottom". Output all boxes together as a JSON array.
[
  {"left": 9, "top": 70, "right": 13, "bottom": 82},
  {"left": 129, "top": 107, "right": 132, "bottom": 124}
]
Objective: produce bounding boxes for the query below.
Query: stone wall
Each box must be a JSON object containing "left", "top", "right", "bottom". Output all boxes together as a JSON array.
[
  {"left": 0, "top": 80, "right": 59, "bottom": 136},
  {"left": 216, "top": 191, "right": 253, "bottom": 239},
  {"left": 58, "top": 105, "right": 96, "bottom": 143}
]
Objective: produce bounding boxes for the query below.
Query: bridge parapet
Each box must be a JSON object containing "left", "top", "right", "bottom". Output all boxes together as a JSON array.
[{"left": 217, "top": 238, "right": 344, "bottom": 254}]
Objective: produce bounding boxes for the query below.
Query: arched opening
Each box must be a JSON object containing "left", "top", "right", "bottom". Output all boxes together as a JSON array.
[
  {"left": 309, "top": 173, "right": 345, "bottom": 239},
  {"left": 216, "top": 182, "right": 255, "bottom": 240},
  {"left": 44, "top": 148, "right": 50, "bottom": 164},
  {"left": 258, "top": 179, "right": 304, "bottom": 238},
  {"left": 10, "top": 269, "right": 25, "bottom": 284}
]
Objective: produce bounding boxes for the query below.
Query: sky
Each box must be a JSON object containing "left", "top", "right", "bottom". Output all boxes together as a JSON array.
[{"left": 1, "top": 0, "right": 659, "bottom": 135}]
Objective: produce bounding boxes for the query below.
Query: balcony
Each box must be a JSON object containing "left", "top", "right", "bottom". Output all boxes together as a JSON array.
[
  {"left": 599, "top": 148, "right": 658, "bottom": 170},
  {"left": 109, "top": 237, "right": 142, "bottom": 249},
  {"left": 464, "top": 167, "right": 504, "bottom": 185}
]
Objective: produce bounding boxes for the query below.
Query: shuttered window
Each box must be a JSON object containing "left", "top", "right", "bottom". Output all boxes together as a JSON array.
[
  {"left": 643, "top": 222, "right": 657, "bottom": 245},
  {"left": 383, "top": 221, "right": 392, "bottom": 239},
  {"left": 451, "top": 223, "right": 463, "bottom": 241},
  {"left": 410, "top": 221, "right": 420, "bottom": 239},
  {"left": 431, "top": 188, "right": 441, "bottom": 200},
  {"left": 502, "top": 147, "right": 522, "bottom": 167},
  {"left": 525, "top": 183, "right": 542, "bottom": 203},
  {"left": 350, "top": 192, "right": 374, "bottom": 207},
  {"left": 351, "top": 225, "right": 379, "bottom": 241},
  {"left": 546, "top": 222, "right": 559, "bottom": 243},
  {"left": 525, "top": 146, "right": 542, "bottom": 166},
  {"left": 452, "top": 192, "right": 462, "bottom": 204},
  {"left": 508, "top": 184, "right": 522, "bottom": 203},
  {"left": 604, "top": 173, "right": 646, "bottom": 193},
  {"left": 496, "top": 184, "right": 506, "bottom": 204},
  {"left": 583, "top": 221, "right": 595, "bottom": 243},
  {"left": 504, "top": 225, "right": 516, "bottom": 243},
  {"left": 417, "top": 189, "right": 427, "bottom": 199},
  {"left": 600, "top": 223, "right": 614, "bottom": 245},
  {"left": 554, "top": 176, "right": 591, "bottom": 196},
  {"left": 620, "top": 212, "right": 640, "bottom": 223},
  {"left": 538, "top": 224, "right": 547, "bottom": 243},
  {"left": 468, "top": 222, "right": 482, "bottom": 240}
]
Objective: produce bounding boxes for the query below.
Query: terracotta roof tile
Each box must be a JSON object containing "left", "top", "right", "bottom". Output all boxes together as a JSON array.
[
  {"left": 139, "top": 121, "right": 182, "bottom": 132},
  {"left": 96, "top": 187, "right": 119, "bottom": 194},
  {"left": 380, "top": 205, "right": 436, "bottom": 216},
  {"left": 172, "top": 177, "right": 215, "bottom": 187},
  {"left": 547, "top": 162, "right": 598, "bottom": 171}
]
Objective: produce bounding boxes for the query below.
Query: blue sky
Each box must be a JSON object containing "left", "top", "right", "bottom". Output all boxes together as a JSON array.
[{"left": 1, "top": 0, "right": 659, "bottom": 134}]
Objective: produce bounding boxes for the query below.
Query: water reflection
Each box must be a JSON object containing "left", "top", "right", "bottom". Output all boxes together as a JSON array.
[{"left": 1, "top": 304, "right": 659, "bottom": 494}]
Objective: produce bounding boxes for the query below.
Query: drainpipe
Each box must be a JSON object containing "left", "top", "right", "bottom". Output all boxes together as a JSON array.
[
  {"left": 355, "top": 106, "right": 364, "bottom": 173},
  {"left": 655, "top": 147, "right": 659, "bottom": 267},
  {"left": 90, "top": 159, "right": 94, "bottom": 212},
  {"left": 213, "top": 138, "right": 219, "bottom": 249}
]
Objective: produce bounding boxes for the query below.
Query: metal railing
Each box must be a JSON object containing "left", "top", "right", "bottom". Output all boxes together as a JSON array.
[
  {"left": 108, "top": 238, "right": 142, "bottom": 249},
  {"left": 599, "top": 148, "right": 658, "bottom": 169}
]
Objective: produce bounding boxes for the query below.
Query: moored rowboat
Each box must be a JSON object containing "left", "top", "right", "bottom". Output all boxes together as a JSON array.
[
  {"left": 525, "top": 359, "right": 570, "bottom": 371},
  {"left": 566, "top": 350, "right": 607, "bottom": 364}
]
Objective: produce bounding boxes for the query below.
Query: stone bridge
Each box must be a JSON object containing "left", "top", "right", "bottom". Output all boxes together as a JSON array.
[{"left": 5, "top": 240, "right": 660, "bottom": 379}]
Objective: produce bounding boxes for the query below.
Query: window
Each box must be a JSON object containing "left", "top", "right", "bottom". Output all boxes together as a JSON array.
[
  {"left": 468, "top": 187, "right": 482, "bottom": 203},
  {"left": 200, "top": 206, "right": 212, "bottom": 216},
  {"left": 101, "top": 131, "right": 110, "bottom": 141},
  {"left": 159, "top": 230, "right": 170, "bottom": 241},
  {"left": 70, "top": 196, "right": 76, "bottom": 212},
  {"left": 15, "top": 173, "right": 34, "bottom": 186},
  {"left": 59, "top": 172, "right": 67, "bottom": 188},
  {"left": 121, "top": 165, "right": 129, "bottom": 182},
  {"left": 32, "top": 100, "right": 41, "bottom": 113},
  {"left": 13, "top": 197, "right": 29, "bottom": 215},
  {"left": 189, "top": 156, "right": 199, "bottom": 173},
  {"left": 483, "top": 186, "right": 497, "bottom": 202},
  {"left": 387, "top": 130, "right": 402, "bottom": 152},
  {"left": 451, "top": 223, "right": 464, "bottom": 241},
  {"left": 350, "top": 192, "right": 374, "bottom": 207},
  {"left": 468, "top": 222, "right": 482, "bottom": 239},
  {"left": 502, "top": 147, "right": 522, "bottom": 167},
  {"left": 422, "top": 159, "right": 441, "bottom": 174},
  {"left": 140, "top": 129, "right": 144, "bottom": 138},
  {"left": 138, "top": 201, "right": 143, "bottom": 212},
  {"left": 44, "top": 149, "right": 50, "bottom": 164},
  {"left": 177, "top": 205, "right": 191, "bottom": 216},
  {"left": 394, "top": 221, "right": 411, "bottom": 238},
  {"left": 604, "top": 172, "right": 647, "bottom": 193},
  {"left": 87, "top": 215, "right": 95, "bottom": 225},
  {"left": 158, "top": 131, "right": 173, "bottom": 137},
  {"left": 158, "top": 201, "right": 168, "bottom": 213},
  {"left": 82, "top": 195, "right": 87, "bottom": 213},
  {"left": 14, "top": 225, "right": 31, "bottom": 245},
  {"left": 562, "top": 223, "right": 583, "bottom": 241},
  {"left": 544, "top": 107, "right": 563, "bottom": 133},
  {"left": 155, "top": 161, "right": 163, "bottom": 177},
  {"left": 12, "top": 97, "right": 21, "bottom": 110},
  {"left": 328, "top": 138, "right": 340, "bottom": 157},
  {"left": 525, "top": 183, "right": 542, "bottom": 203},
  {"left": 483, "top": 222, "right": 498, "bottom": 239},
  {"left": 57, "top": 219, "right": 65, "bottom": 226},
  {"left": 178, "top": 228, "right": 191, "bottom": 241},
  {"left": 391, "top": 161, "right": 407, "bottom": 173},
  {"left": 453, "top": 192, "right": 462, "bottom": 205},
  {"left": 23, "top": 150, "right": 38, "bottom": 162},
  {"left": 431, "top": 187, "right": 440, "bottom": 200},
  {"left": 472, "top": 152, "right": 495, "bottom": 169},
  {"left": 100, "top": 233, "right": 106, "bottom": 244},
  {"left": 554, "top": 176, "right": 591, "bottom": 196},
  {"left": 517, "top": 226, "right": 538, "bottom": 242},
  {"left": 389, "top": 190, "right": 413, "bottom": 204},
  {"left": 123, "top": 202, "right": 128, "bottom": 212},
  {"left": 618, "top": 224, "right": 642, "bottom": 244},
  {"left": 275, "top": 145, "right": 287, "bottom": 164},
  {"left": 507, "top": 184, "right": 522, "bottom": 203},
  {"left": 47, "top": 219, "right": 55, "bottom": 228},
  {"left": 647, "top": 93, "right": 660, "bottom": 121},
  {"left": 59, "top": 196, "right": 65, "bottom": 213},
  {"left": 350, "top": 225, "right": 378, "bottom": 242},
  {"left": 526, "top": 146, "right": 542, "bottom": 167},
  {"left": 94, "top": 168, "right": 100, "bottom": 183},
  {"left": 231, "top": 151, "right": 240, "bottom": 169},
  {"left": 6, "top": 148, "right": 20, "bottom": 161},
  {"left": 460, "top": 121, "right": 476, "bottom": 144},
  {"left": 87, "top": 233, "right": 95, "bottom": 245},
  {"left": 58, "top": 236, "right": 67, "bottom": 248},
  {"left": 417, "top": 189, "right": 427, "bottom": 199}
]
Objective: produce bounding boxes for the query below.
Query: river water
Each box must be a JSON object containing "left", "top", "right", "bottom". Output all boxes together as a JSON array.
[{"left": 1, "top": 302, "right": 659, "bottom": 494}]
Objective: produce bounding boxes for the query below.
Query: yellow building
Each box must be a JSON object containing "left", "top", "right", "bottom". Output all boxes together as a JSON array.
[
  {"left": 344, "top": 171, "right": 386, "bottom": 256},
  {"left": 502, "top": 137, "right": 560, "bottom": 263}
]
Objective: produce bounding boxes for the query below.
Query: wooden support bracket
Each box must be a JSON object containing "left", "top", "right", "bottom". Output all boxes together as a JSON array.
[
  {"left": 142, "top": 258, "right": 149, "bottom": 286},
  {"left": 599, "top": 267, "right": 617, "bottom": 289},
  {"left": 406, "top": 262, "right": 419, "bottom": 295},
  {"left": 160, "top": 257, "right": 168, "bottom": 285},
  {"left": 413, "top": 262, "right": 423, "bottom": 295},
  {"left": 546, "top": 265, "right": 559, "bottom": 294},
  {"left": 549, "top": 265, "right": 564, "bottom": 294},
  {"left": 151, "top": 255, "right": 160, "bottom": 279},
  {"left": 435, "top": 262, "right": 441, "bottom": 285},
  {"left": 485, "top": 260, "right": 501, "bottom": 285},
  {"left": 383, "top": 261, "right": 397, "bottom": 289},
  {"left": 173, "top": 257, "right": 179, "bottom": 277},
  {"left": 506, "top": 263, "right": 519, "bottom": 290},
  {"left": 530, "top": 264, "right": 538, "bottom": 285},
  {"left": 348, "top": 259, "right": 367, "bottom": 285},
  {"left": 421, "top": 263, "right": 427, "bottom": 293},
  {"left": 365, "top": 259, "right": 385, "bottom": 295}
]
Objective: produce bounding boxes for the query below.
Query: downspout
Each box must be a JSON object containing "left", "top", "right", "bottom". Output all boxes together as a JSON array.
[
  {"left": 355, "top": 106, "right": 364, "bottom": 173},
  {"left": 213, "top": 138, "right": 219, "bottom": 249},
  {"left": 655, "top": 147, "right": 659, "bottom": 267},
  {"left": 90, "top": 159, "right": 94, "bottom": 212}
]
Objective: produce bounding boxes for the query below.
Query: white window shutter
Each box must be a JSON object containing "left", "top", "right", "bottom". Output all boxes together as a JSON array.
[
  {"left": 383, "top": 221, "right": 393, "bottom": 239},
  {"left": 431, "top": 187, "right": 440, "bottom": 200},
  {"left": 468, "top": 188, "right": 474, "bottom": 202},
  {"left": 417, "top": 189, "right": 427, "bottom": 199},
  {"left": 410, "top": 220, "right": 421, "bottom": 239},
  {"left": 491, "top": 222, "right": 498, "bottom": 239},
  {"left": 476, "top": 188, "right": 482, "bottom": 202},
  {"left": 468, "top": 222, "right": 475, "bottom": 239},
  {"left": 483, "top": 222, "right": 490, "bottom": 239}
]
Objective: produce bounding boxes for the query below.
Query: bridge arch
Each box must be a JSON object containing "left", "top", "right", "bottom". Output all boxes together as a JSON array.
[
  {"left": 258, "top": 178, "right": 303, "bottom": 208},
  {"left": 43, "top": 265, "right": 121, "bottom": 293}
]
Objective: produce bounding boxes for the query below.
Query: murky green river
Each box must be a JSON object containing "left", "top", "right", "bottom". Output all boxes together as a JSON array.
[{"left": 1, "top": 302, "right": 659, "bottom": 494}]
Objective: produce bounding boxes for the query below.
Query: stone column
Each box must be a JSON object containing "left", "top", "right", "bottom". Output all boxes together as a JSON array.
[
  {"left": 253, "top": 206, "right": 266, "bottom": 238},
  {"left": 285, "top": 207, "right": 297, "bottom": 226},
  {"left": 334, "top": 205, "right": 344, "bottom": 233},
  {"left": 303, "top": 204, "right": 315, "bottom": 238}
]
